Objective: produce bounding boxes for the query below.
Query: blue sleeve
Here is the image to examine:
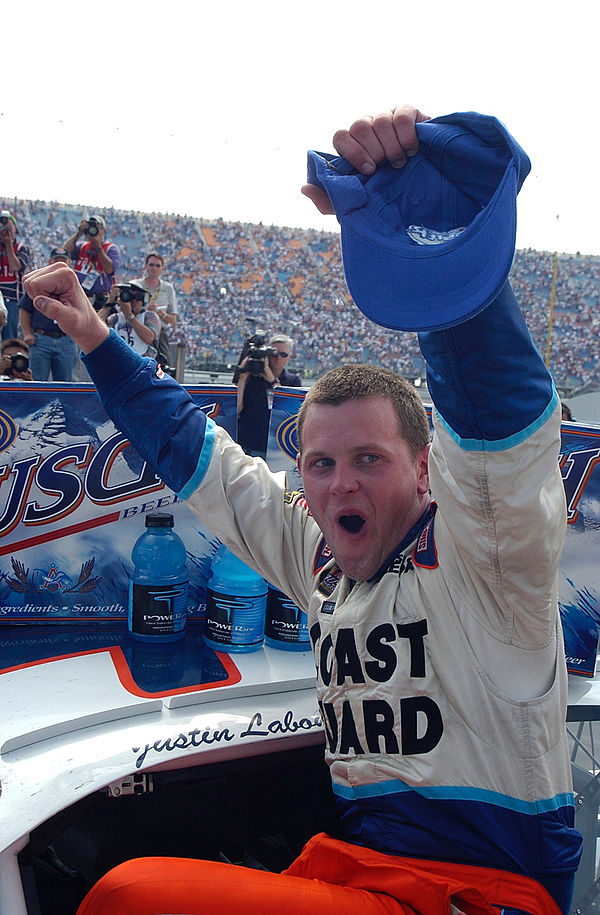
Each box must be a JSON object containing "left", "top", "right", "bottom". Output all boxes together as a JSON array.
[
  {"left": 83, "top": 330, "right": 215, "bottom": 494},
  {"left": 418, "top": 282, "right": 558, "bottom": 450}
]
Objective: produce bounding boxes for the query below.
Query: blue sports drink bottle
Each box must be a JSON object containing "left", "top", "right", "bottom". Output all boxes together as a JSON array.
[
  {"left": 129, "top": 512, "right": 189, "bottom": 642},
  {"left": 204, "top": 546, "right": 266, "bottom": 653}
]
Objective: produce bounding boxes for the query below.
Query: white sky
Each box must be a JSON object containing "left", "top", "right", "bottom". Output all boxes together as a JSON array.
[{"left": 3, "top": 0, "right": 599, "bottom": 255}]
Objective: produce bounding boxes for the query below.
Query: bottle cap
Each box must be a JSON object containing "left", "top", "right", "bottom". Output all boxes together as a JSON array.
[{"left": 144, "top": 512, "right": 174, "bottom": 528}]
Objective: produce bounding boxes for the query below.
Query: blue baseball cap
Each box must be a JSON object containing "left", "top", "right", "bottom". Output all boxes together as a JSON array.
[{"left": 307, "top": 112, "right": 531, "bottom": 331}]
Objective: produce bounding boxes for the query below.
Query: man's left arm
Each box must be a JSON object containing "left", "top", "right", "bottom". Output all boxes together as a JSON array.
[
  {"left": 419, "top": 284, "right": 564, "bottom": 644},
  {"left": 302, "top": 106, "right": 563, "bottom": 643}
]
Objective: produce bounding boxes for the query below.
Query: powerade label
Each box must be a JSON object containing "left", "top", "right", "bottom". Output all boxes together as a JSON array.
[
  {"left": 206, "top": 589, "right": 266, "bottom": 647},
  {"left": 129, "top": 580, "right": 189, "bottom": 636},
  {"left": 265, "top": 589, "right": 309, "bottom": 645}
]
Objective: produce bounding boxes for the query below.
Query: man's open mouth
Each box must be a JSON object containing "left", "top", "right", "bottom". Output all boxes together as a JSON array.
[{"left": 339, "top": 514, "right": 365, "bottom": 534}]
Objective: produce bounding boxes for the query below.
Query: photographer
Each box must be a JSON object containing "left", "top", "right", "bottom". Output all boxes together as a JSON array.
[
  {"left": 0, "top": 210, "right": 32, "bottom": 340},
  {"left": 105, "top": 282, "right": 161, "bottom": 358},
  {"left": 19, "top": 248, "right": 78, "bottom": 381},
  {"left": 0, "top": 338, "right": 33, "bottom": 381},
  {"left": 235, "top": 332, "right": 301, "bottom": 459},
  {"left": 63, "top": 214, "right": 120, "bottom": 304}
]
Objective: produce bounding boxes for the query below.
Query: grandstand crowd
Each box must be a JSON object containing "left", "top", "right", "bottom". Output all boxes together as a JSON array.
[{"left": 3, "top": 195, "right": 599, "bottom": 394}]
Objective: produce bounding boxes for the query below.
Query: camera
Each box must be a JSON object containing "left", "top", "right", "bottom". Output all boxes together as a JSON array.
[
  {"left": 84, "top": 217, "right": 102, "bottom": 237},
  {"left": 239, "top": 333, "right": 279, "bottom": 376},
  {"left": 116, "top": 283, "right": 147, "bottom": 304},
  {"left": 4, "top": 352, "right": 29, "bottom": 376},
  {"left": 11, "top": 352, "right": 29, "bottom": 372}
]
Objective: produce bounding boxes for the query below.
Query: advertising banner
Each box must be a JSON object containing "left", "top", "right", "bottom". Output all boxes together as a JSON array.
[
  {"left": 1, "top": 382, "right": 599, "bottom": 678},
  {"left": 558, "top": 423, "right": 600, "bottom": 676},
  {"left": 0, "top": 381, "right": 237, "bottom": 624},
  {"left": 267, "top": 386, "right": 305, "bottom": 488}
]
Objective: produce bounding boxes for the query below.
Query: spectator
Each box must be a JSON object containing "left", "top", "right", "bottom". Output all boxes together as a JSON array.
[
  {"left": 63, "top": 215, "right": 120, "bottom": 305},
  {"left": 0, "top": 337, "right": 33, "bottom": 380},
  {"left": 132, "top": 252, "right": 178, "bottom": 368},
  {"left": 105, "top": 282, "right": 161, "bottom": 358},
  {"left": 0, "top": 210, "right": 32, "bottom": 340},
  {"left": 19, "top": 248, "right": 78, "bottom": 381},
  {"left": 235, "top": 332, "right": 301, "bottom": 459},
  {"left": 561, "top": 401, "right": 574, "bottom": 422},
  {"left": 10, "top": 193, "right": 600, "bottom": 394}
]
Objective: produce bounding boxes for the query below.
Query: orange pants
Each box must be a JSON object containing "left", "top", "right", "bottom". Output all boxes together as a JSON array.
[
  {"left": 76, "top": 856, "right": 409, "bottom": 914},
  {"left": 76, "top": 833, "right": 563, "bottom": 915}
]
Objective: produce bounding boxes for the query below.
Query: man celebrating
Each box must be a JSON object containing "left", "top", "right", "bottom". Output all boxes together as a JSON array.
[
  {"left": 0, "top": 209, "right": 31, "bottom": 340},
  {"left": 24, "top": 105, "right": 581, "bottom": 915},
  {"left": 63, "top": 214, "right": 120, "bottom": 304},
  {"left": 132, "top": 252, "right": 178, "bottom": 368},
  {"left": 19, "top": 247, "right": 78, "bottom": 381}
]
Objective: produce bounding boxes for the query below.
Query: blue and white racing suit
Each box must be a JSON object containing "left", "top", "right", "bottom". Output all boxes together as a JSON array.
[{"left": 84, "top": 282, "right": 582, "bottom": 914}]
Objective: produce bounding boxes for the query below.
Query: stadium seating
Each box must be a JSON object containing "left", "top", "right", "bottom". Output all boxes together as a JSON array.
[{"left": 4, "top": 195, "right": 599, "bottom": 394}]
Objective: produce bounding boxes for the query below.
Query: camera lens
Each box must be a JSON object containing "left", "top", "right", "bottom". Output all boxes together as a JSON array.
[{"left": 10, "top": 353, "right": 29, "bottom": 372}]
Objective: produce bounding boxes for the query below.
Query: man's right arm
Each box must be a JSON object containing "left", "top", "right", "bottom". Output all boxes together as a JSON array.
[
  {"left": 86, "top": 332, "right": 317, "bottom": 607},
  {"left": 24, "top": 264, "right": 108, "bottom": 353},
  {"left": 85, "top": 332, "right": 212, "bottom": 493}
]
